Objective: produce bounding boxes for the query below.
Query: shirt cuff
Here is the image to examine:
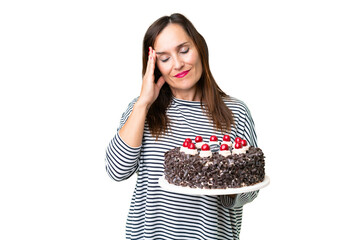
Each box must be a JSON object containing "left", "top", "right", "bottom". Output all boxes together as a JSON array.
[{"left": 219, "top": 190, "right": 260, "bottom": 209}]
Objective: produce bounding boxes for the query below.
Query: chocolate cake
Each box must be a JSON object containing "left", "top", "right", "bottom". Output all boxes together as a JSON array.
[{"left": 163, "top": 135, "right": 265, "bottom": 189}]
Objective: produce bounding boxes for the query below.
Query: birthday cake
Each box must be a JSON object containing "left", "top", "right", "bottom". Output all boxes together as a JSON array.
[{"left": 163, "top": 135, "right": 265, "bottom": 189}]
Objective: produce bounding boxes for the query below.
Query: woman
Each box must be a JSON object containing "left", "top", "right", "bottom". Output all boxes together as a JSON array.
[{"left": 105, "top": 13, "right": 259, "bottom": 239}]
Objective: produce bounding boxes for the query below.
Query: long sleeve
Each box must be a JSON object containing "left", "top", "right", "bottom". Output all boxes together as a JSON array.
[
  {"left": 220, "top": 100, "right": 260, "bottom": 209},
  {"left": 112, "top": 96, "right": 259, "bottom": 239},
  {"left": 220, "top": 190, "right": 259, "bottom": 208},
  {"left": 105, "top": 98, "right": 141, "bottom": 182},
  {"left": 242, "top": 102, "right": 257, "bottom": 148}
]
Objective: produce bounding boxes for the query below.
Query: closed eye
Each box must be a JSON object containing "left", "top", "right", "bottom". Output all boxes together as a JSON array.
[
  {"left": 159, "top": 48, "right": 189, "bottom": 63},
  {"left": 181, "top": 48, "right": 189, "bottom": 54}
]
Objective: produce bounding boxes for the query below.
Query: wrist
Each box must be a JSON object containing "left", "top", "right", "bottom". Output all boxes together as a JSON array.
[{"left": 134, "top": 99, "right": 151, "bottom": 112}]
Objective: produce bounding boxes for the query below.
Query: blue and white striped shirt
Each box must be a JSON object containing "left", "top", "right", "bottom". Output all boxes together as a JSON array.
[{"left": 105, "top": 96, "right": 259, "bottom": 239}]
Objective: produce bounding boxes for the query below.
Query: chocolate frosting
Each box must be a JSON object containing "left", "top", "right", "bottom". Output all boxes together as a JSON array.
[{"left": 164, "top": 146, "right": 265, "bottom": 189}]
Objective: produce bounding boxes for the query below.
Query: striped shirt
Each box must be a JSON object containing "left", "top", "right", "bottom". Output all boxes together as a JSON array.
[{"left": 105, "top": 96, "right": 259, "bottom": 240}]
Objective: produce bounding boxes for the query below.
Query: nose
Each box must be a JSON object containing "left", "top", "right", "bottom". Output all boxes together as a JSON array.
[{"left": 173, "top": 55, "right": 184, "bottom": 71}]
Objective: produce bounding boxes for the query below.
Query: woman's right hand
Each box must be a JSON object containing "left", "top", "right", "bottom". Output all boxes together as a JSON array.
[{"left": 137, "top": 46, "right": 166, "bottom": 110}]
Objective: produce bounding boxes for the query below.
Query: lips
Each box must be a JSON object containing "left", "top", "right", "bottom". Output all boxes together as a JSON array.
[{"left": 175, "top": 70, "right": 190, "bottom": 78}]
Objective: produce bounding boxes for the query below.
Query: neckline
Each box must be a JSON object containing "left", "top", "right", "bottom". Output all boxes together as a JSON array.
[{"left": 172, "top": 96, "right": 202, "bottom": 106}]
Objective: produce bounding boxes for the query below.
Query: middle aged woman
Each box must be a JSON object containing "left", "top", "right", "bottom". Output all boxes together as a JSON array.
[{"left": 105, "top": 13, "right": 259, "bottom": 239}]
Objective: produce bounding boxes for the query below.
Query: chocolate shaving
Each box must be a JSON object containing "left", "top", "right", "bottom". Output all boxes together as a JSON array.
[{"left": 164, "top": 146, "right": 265, "bottom": 189}]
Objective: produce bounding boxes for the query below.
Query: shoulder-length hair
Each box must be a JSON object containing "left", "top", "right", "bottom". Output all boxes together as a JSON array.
[{"left": 142, "top": 13, "right": 234, "bottom": 139}]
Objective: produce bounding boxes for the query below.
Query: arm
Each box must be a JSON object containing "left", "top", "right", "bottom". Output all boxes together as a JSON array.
[
  {"left": 220, "top": 101, "right": 260, "bottom": 208},
  {"left": 220, "top": 191, "right": 259, "bottom": 208},
  {"left": 105, "top": 47, "right": 165, "bottom": 181},
  {"left": 119, "top": 46, "right": 165, "bottom": 147},
  {"left": 105, "top": 99, "right": 142, "bottom": 181}
]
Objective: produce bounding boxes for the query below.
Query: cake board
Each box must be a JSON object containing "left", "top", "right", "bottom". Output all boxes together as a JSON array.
[{"left": 158, "top": 175, "right": 270, "bottom": 196}]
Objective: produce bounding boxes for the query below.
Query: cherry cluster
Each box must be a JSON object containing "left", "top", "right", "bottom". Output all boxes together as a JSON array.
[{"left": 181, "top": 135, "right": 248, "bottom": 152}]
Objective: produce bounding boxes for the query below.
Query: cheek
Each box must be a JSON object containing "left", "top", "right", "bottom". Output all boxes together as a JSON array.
[
  {"left": 187, "top": 51, "right": 201, "bottom": 66},
  {"left": 157, "top": 62, "right": 171, "bottom": 76},
  {"left": 186, "top": 52, "right": 201, "bottom": 72}
]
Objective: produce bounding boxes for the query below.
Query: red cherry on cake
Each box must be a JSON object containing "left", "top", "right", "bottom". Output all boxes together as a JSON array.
[
  {"left": 201, "top": 144, "right": 210, "bottom": 151},
  {"left": 185, "top": 138, "right": 192, "bottom": 143},
  {"left": 234, "top": 142, "right": 243, "bottom": 149},
  {"left": 241, "top": 139, "right": 247, "bottom": 146},
  {"left": 188, "top": 143, "right": 196, "bottom": 150},
  {"left": 235, "top": 137, "right": 242, "bottom": 143},
  {"left": 223, "top": 135, "right": 231, "bottom": 142},
  {"left": 182, "top": 141, "right": 189, "bottom": 148},
  {"left": 210, "top": 135, "right": 218, "bottom": 141},
  {"left": 195, "top": 136, "right": 203, "bottom": 143},
  {"left": 220, "top": 144, "right": 229, "bottom": 151}
]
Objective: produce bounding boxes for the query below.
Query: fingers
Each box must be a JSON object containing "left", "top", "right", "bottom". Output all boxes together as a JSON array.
[
  {"left": 149, "top": 46, "right": 156, "bottom": 68},
  {"left": 145, "top": 47, "right": 152, "bottom": 74},
  {"left": 145, "top": 46, "right": 156, "bottom": 78},
  {"left": 156, "top": 76, "right": 166, "bottom": 90},
  {"left": 140, "top": 47, "right": 163, "bottom": 106}
]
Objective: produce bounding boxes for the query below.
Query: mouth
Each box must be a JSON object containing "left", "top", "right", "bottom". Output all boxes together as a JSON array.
[{"left": 174, "top": 70, "right": 190, "bottom": 78}]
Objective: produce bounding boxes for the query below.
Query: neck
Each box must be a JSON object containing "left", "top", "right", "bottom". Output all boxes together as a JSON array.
[{"left": 171, "top": 87, "right": 201, "bottom": 101}]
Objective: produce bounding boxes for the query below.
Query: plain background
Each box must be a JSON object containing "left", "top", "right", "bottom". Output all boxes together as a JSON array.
[{"left": 1, "top": 0, "right": 359, "bottom": 239}]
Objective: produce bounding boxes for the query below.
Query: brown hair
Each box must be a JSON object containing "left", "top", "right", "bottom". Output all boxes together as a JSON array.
[{"left": 142, "top": 13, "right": 234, "bottom": 139}]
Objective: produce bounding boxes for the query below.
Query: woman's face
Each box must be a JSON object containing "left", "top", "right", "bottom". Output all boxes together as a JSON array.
[{"left": 154, "top": 24, "right": 203, "bottom": 99}]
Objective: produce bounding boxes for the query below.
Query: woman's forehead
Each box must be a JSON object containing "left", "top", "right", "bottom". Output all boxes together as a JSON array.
[{"left": 154, "top": 24, "right": 192, "bottom": 52}]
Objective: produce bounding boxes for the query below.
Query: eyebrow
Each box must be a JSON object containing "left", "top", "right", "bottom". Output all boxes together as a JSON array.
[{"left": 155, "top": 42, "right": 189, "bottom": 55}]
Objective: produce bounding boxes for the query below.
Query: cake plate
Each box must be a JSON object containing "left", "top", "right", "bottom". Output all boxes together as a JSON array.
[{"left": 158, "top": 175, "right": 270, "bottom": 196}]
